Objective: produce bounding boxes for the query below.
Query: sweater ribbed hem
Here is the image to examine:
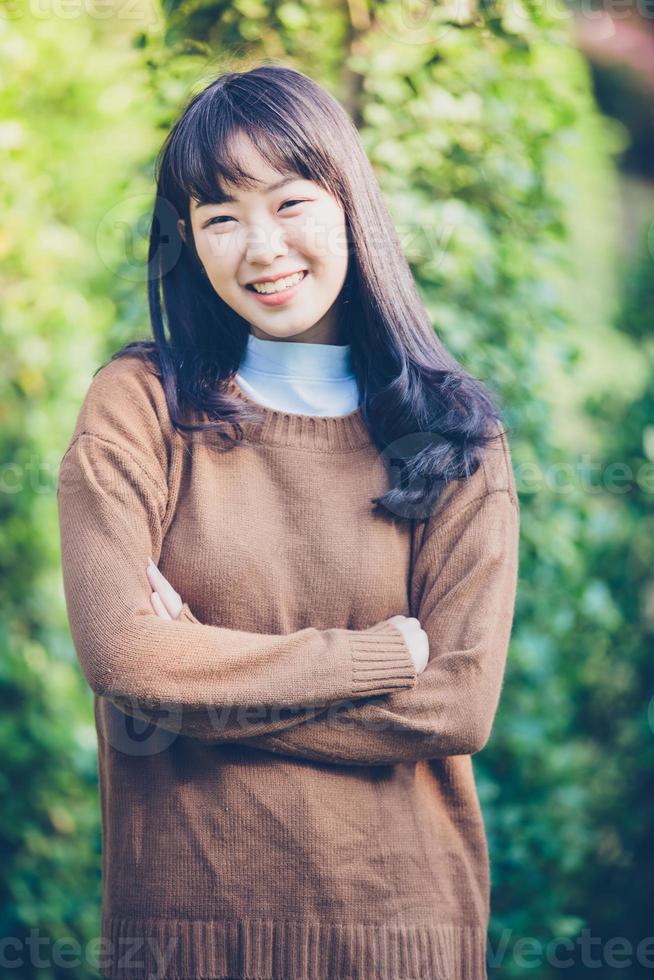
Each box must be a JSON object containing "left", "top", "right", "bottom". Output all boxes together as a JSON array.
[
  {"left": 99, "top": 914, "right": 487, "bottom": 979},
  {"left": 349, "top": 620, "right": 417, "bottom": 695}
]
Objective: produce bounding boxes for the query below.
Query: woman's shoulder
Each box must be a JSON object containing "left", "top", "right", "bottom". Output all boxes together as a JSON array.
[
  {"left": 428, "top": 417, "right": 519, "bottom": 525},
  {"left": 66, "top": 344, "right": 172, "bottom": 456},
  {"left": 92, "top": 342, "right": 162, "bottom": 392},
  {"left": 476, "top": 417, "right": 517, "bottom": 500}
]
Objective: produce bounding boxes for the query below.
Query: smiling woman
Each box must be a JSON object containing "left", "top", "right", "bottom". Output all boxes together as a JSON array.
[{"left": 57, "top": 63, "right": 520, "bottom": 980}]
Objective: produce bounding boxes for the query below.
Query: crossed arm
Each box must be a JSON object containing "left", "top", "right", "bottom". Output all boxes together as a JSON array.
[{"left": 150, "top": 485, "right": 520, "bottom": 766}]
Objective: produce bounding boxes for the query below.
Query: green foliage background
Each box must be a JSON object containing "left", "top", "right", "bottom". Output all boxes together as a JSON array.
[{"left": 1, "top": 0, "right": 652, "bottom": 977}]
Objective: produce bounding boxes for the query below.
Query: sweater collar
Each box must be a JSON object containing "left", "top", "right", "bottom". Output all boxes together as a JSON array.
[{"left": 226, "top": 379, "right": 370, "bottom": 453}]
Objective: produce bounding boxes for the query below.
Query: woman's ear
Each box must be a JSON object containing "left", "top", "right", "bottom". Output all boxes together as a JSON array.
[{"left": 177, "top": 218, "right": 186, "bottom": 243}]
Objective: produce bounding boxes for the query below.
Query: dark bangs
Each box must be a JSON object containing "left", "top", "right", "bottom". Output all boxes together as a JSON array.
[{"left": 162, "top": 71, "right": 346, "bottom": 226}]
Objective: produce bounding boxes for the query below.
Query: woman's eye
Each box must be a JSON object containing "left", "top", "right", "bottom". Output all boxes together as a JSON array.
[
  {"left": 204, "top": 200, "right": 307, "bottom": 229},
  {"left": 206, "top": 215, "right": 233, "bottom": 227}
]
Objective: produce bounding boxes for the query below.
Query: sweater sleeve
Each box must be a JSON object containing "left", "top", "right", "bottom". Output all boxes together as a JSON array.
[
  {"left": 56, "top": 367, "right": 417, "bottom": 744},
  {"left": 234, "top": 430, "right": 520, "bottom": 765}
]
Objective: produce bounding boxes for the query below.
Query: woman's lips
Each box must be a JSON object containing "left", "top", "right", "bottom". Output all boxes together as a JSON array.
[{"left": 244, "top": 270, "right": 309, "bottom": 307}]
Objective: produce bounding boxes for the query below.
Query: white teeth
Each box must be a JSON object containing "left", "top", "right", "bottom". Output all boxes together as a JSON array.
[{"left": 251, "top": 271, "right": 305, "bottom": 294}]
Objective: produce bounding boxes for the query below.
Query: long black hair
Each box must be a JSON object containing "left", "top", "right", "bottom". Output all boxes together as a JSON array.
[{"left": 108, "top": 62, "right": 508, "bottom": 523}]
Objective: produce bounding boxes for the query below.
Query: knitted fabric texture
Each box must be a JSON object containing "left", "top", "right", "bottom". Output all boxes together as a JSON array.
[{"left": 56, "top": 354, "right": 520, "bottom": 980}]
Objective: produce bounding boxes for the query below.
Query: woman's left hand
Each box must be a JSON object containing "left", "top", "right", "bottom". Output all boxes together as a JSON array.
[{"left": 146, "top": 558, "right": 184, "bottom": 620}]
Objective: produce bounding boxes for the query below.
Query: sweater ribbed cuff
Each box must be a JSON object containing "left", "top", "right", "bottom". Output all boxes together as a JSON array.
[{"left": 348, "top": 620, "right": 417, "bottom": 696}]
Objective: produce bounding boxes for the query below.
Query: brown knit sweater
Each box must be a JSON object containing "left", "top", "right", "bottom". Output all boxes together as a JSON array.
[{"left": 56, "top": 353, "right": 520, "bottom": 980}]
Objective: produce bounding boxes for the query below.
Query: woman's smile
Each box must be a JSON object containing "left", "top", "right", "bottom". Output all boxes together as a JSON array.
[{"left": 244, "top": 269, "right": 310, "bottom": 307}]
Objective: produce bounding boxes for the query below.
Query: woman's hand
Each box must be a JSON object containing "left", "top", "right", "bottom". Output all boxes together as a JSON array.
[
  {"left": 387, "top": 614, "right": 429, "bottom": 674},
  {"left": 146, "top": 557, "right": 184, "bottom": 620}
]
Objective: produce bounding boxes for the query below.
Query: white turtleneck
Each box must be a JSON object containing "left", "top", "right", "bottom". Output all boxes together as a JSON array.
[{"left": 234, "top": 333, "right": 360, "bottom": 416}]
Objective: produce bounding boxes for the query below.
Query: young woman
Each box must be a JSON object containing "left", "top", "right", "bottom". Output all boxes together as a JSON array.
[{"left": 57, "top": 63, "right": 520, "bottom": 980}]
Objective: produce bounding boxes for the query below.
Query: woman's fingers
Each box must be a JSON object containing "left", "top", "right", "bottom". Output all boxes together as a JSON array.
[
  {"left": 150, "top": 589, "right": 172, "bottom": 620},
  {"left": 146, "top": 558, "right": 184, "bottom": 619}
]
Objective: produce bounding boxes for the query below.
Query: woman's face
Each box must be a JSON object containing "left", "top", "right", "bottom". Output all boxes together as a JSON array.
[{"left": 178, "top": 132, "right": 350, "bottom": 344}]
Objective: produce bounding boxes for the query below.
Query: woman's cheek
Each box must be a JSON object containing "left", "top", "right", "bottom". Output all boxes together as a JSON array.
[
  {"left": 202, "top": 230, "right": 235, "bottom": 265},
  {"left": 303, "top": 210, "right": 347, "bottom": 265}
]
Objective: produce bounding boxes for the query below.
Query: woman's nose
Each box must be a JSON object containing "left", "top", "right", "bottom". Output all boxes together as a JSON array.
[{"left": 245, "top": 222, "right": 289, "bottom": 264}]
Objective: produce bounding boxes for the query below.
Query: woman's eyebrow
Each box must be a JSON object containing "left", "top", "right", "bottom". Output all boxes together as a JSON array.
[{"left": 195, "top": 175, "right": 305, "bottom": 209}]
